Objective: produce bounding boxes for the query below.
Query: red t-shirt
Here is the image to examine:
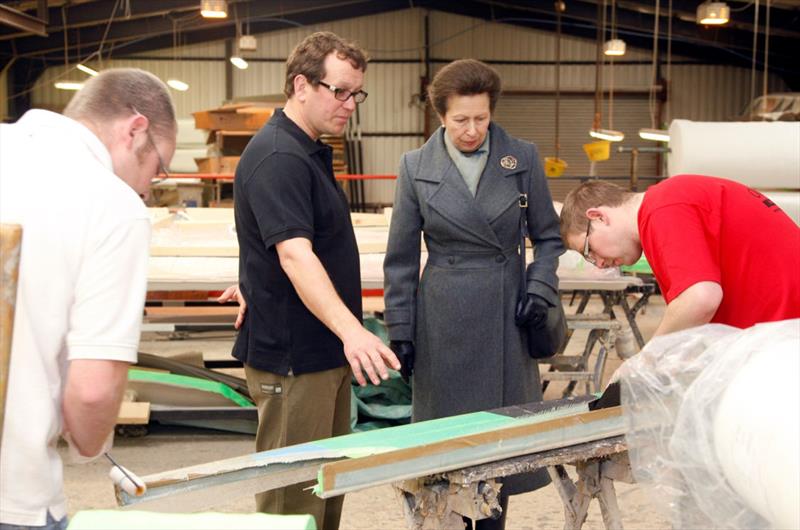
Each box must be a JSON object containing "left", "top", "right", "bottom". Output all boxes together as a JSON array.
[{"left": 638, "top": 174, "right": 800, "bottom": 328}]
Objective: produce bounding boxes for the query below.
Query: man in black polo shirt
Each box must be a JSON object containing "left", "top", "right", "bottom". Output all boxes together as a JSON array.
[{"left": 226, "top": 32, "right": 399, "bottom": 530}]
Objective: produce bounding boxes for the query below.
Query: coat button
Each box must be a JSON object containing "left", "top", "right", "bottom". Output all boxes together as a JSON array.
[
  {"left": 448, "top": 256, "right": 455, "bottom": 264},
  {"left": 495, "top": 255, "right": 506, "bottom": 263}
]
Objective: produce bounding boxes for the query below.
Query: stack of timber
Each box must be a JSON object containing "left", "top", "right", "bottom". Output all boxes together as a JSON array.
[
  {"left": 192, "top": 103, "right": 275, "bottom": 174},
  {"left": 320, "top": 134, "right": 349, "bottom": 174},
  {"left": 192, "top": 104, "right": 347, "bottom": 175}
]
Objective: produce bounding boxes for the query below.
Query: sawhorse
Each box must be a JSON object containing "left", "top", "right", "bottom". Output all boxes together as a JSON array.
[
  {"left": 560, "top": 277, "right": 656, "bottom": 349},
  {"left": 541, "top": 313, "right": 621, "bottom": 398},
  {"left": 393, "top": 436, "right": 632, "bottom": 530}
]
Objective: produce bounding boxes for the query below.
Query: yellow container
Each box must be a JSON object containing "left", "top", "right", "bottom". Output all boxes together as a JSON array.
[
  {"left": 544, "top": 157, "right": 568, "bottom": 177},
  {"left": 583, "top": 140, "right": 611, "bottom": 162}
]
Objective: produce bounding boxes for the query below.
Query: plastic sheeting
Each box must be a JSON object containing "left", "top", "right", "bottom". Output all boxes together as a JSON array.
[
  {"left": 617, "top": 320, "right": 800, "bottom": 529},
  {"left": 668, "top": 120, "right": 800, "bottom": 189},
  {"left": 351, "top": 318, "right": 412, "bottom": 431}
]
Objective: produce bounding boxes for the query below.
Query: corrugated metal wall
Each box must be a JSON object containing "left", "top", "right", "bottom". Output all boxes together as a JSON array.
[
  {"left": 24, "top": 7, "right": 789, "bottom": 205},
  {"left": 230, "top": 8, "right": 426, "bottom": 204},
  {"left": 493, "top": 95, "right": 658, "bottom": 173},
  {"left": 670, "top": 64, "right": 787, "bottom": 122},
  {"left": 429, "top": 11, "right": 652, "bottom": 63},
  {"left": 240, "top": 9, "right": 424, "bottom": 62},
  {"left": 30, "top": 59, "right": 225, "bottom": 119}
]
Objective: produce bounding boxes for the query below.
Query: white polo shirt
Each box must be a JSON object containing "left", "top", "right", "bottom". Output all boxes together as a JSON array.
[{"left": 0, "top": 110, "right": 150, "bottom": 525}]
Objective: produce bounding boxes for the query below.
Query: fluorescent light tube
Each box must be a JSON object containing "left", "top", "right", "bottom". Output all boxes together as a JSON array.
[
  {"left": 167, "top": 79, "right": 189, "bottom": 91},
  {"left": 76, "top": 64, "right": 99, "bottom": 76},
  {"left": 589, "top": 128, "right": 625, "bottom": 142},
  {"left": 230, "top": 56, "right": 249, "bottom": 70},
  {"left": 639, "top": 128, "right": 670, "bottom": 142},
  {"left": 54, "top": 81, "right": 84, "bottom": 90}
]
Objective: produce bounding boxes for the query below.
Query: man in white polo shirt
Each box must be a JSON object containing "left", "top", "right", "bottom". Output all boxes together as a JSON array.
[{"left": 0, "top": 68, "right": 176, "bottom": 530}]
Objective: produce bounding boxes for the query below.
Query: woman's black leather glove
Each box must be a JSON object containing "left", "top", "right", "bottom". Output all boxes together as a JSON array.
[
  {"left": 515, "top": 294, "right": 551, "bottom": 329},
  {"left": 389, "top": 341, "right": 415, "bottom": 381}
]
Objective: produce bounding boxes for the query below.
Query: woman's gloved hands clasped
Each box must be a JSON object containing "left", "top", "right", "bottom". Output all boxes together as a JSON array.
[
  {"left": 515, "top": 293, "right": 551, "bottom": 329},
  {"left": 389, "top": 341, "right": 415, "bottom": 381}
]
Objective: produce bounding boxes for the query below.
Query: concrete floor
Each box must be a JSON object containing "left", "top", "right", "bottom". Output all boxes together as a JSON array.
[{"left": 61, "top": 293, "right": 670, "bottom": 529}]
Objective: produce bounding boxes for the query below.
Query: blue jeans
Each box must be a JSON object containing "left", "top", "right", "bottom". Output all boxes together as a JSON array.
[{"left": 0, "top": 512, "right": 67, "bottom": 530}]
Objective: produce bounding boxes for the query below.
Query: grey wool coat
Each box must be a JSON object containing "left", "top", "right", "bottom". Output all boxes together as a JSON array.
[{"left": 383, "top": 123, "right": 564, "bottom": 494}]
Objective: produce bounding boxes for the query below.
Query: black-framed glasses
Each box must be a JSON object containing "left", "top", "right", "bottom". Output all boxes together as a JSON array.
[
  {"left": 583, "top": 219, "right": 597, "bottom": 265},
  {"left": 317, "top": 80, "right": 368, "bottom": 104}
]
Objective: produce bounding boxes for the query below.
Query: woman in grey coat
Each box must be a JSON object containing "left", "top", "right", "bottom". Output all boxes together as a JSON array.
[{"left": 383, "top": 59, "right": 564, "bottom": 530}]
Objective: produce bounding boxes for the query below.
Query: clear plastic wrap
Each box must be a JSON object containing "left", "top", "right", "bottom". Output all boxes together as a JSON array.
[{"left": 617, "top": 320, "right": 800, "bottom": 529}]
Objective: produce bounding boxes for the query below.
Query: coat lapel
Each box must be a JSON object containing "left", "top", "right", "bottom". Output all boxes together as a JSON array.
[
  {"left": 476, "top": 123, "right": 531, "bottom": 224},
  {"left": 418, "top": 129, "right": 502, "bottom": 248}
]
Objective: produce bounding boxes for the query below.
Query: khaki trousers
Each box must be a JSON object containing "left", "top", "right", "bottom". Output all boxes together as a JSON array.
[{"left": 244, "top": 364, "right": 351, "bottom": 530}]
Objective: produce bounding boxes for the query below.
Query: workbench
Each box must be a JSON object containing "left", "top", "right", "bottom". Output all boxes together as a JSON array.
[
  {"left": 144, "top": 209, "right": 654, "bottom": 398},
  {"left": 560, "top": 276, "right": 656, "bottom": 349}
]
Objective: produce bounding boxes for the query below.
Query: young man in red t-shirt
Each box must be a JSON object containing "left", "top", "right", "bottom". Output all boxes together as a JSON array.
[{"left": 560, "top": 175, "right": 800, "bottom": 337}]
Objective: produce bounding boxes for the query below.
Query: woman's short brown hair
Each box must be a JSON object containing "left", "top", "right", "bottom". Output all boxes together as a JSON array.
[
  {"left": 427, "top": 59, "right": 502, "bottom": 117},
  {"left": 284, "top": 31, "right": 368, "bottom": 98},
  {"left": 560, "top": 180, "right": 633, "bottom": 243}
]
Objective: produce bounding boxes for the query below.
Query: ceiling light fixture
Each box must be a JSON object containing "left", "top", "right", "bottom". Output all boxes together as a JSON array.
[
  {"left": 238, "top": 35, "right": 257, "bottom": 52},
  {"left": 54, "top": 81, "right": 84, "bottom": 91},
  {"left": 696, "top": 2, "right": 730, "bottom": 25},
  {"left": 638, "top": 128, "right": 670, "bottom": 142},
  {"left": 230, "top": 56, "right": 249, "bottom": 70},
  {"left": 76, "top": 64, "right": 99, "bottom": 76},
  {"left": 167, "top": 79, "right": 189, "bottom": 91},
  {"left": 604, "top": 38, "right": 626, "bottom": 56},
  {"left": 200, "top": 0, "right": 228, "bottom": 19},
  {"left": 590, "top": 128, "right": 625, "bottom": 142},
  {"left": 604, "top": 0, "right": 626, "bottom": 57},
  {"left": 589, "top": 0, "right": 625, "bottom": 147}
]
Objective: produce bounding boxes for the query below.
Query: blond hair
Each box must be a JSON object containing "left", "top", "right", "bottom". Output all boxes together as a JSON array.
[{"left": 63, "top": 68, "right": 176, "bottom": 141}]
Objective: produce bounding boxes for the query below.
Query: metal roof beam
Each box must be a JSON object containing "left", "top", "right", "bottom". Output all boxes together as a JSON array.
[{"left": 0, "top": 3, "right": 47, "bottom": 36}]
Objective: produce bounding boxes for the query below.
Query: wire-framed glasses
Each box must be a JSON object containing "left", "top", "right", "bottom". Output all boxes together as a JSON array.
[
  {"left": 130, "top": 105, "right": 170, "bottom": 183},
  {"left": 583, "top": 220, "right": 597, "bottom": 265},
  {"left": 146, "top": 130, "right": 170, "bottom": 184}
]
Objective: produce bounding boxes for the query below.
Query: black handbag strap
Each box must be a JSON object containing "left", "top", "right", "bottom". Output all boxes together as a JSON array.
[{"left": 516, "top": 173, "right": 528, "bottom": 301}]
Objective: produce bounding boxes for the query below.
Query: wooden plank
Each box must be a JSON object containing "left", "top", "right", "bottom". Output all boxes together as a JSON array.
[
  {"left": 0, "top": 224, "right": 22, "bottom": 447},
  {"left": 143, "top": 306, "right": 238, "bottom": 324},
  {"left": 444, "top": 436, "right": 627, "bottom": 485},
  {"left": 117, "top": 401, "right": 151, "bottom": 425},
  {"left": 146, "top": 212, "right": 396, "bottom": 258},
  {"left": 193, "top": 106, "right": 273, "bottom": 131},
  {"left": 171, "top": 208, "right": 234, "bottom": 223},
  {"left": 118, "top": 458, "right": 330, "bottom": 512},
  {"left": 316, "top": 407, "right": 624, "bottom": 498},
  {"left": 148, "top": 208, "right": 172, "bottom": 227},
  {"left": 362, "top": 296, "right": 385, "bottom": 314},
  {"left": 116, "top": 397, "right": 598, "bottom": 510},
  {"left": 350, "top": 212, "right": 388, "bottom": 227}
]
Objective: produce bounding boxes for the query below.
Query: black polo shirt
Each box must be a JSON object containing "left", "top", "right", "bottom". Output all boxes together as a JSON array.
[{"left": 232, "top": 108, "right": 361, "bottom": 375}]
